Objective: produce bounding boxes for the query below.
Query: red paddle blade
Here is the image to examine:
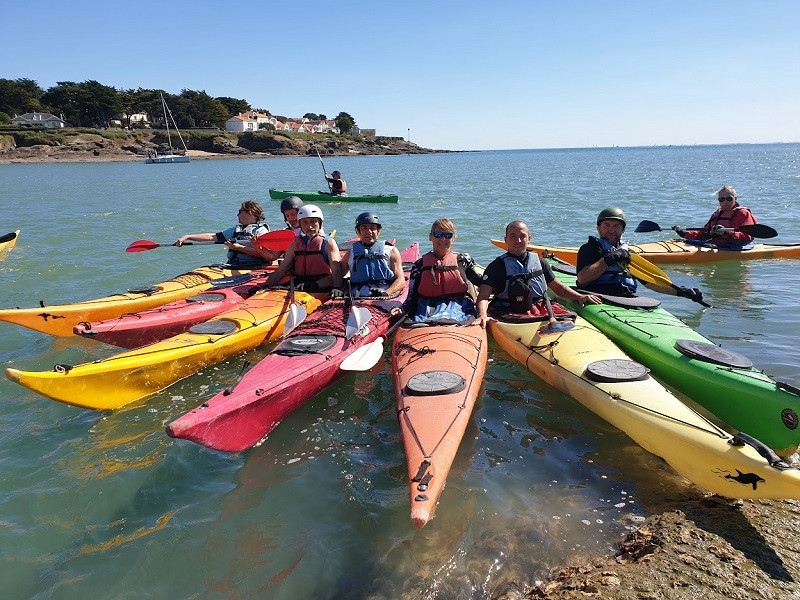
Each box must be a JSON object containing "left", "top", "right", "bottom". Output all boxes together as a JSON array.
[
  {"left": 254, "top": 229, "right": 295, "bottom": 251},
  {"left": 126, "top": 239, "right": 161, "bottom": 253}
]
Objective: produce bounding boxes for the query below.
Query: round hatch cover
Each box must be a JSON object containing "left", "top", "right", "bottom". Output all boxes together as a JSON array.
[
  {"left": 585, "top": 359, "right": 650, "bottom": 383},
  {"left": 675, "top": 339, "right": 753, "bottom": 369},
  {"left": 276, "top": 334, "right": 337, "bottom": 355},
  {"left": 187, "top": 293, "right": 227, "bottom": 303},
  {"left": 189, "top": 320, "right": 237, "bottom": 335},
  {"left": 406, "top": 370, "right": 466, "bottom": 396}
]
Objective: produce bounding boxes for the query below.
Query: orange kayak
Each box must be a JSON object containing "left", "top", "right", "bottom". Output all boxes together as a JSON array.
[{"left": 393, "top": 322, "right": 488, "bottom": 528}]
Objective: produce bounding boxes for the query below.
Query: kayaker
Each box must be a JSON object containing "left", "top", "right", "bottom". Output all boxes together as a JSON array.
[
  {"left": 476, "top": 221, "right": 601, "bottom": 328},
  {"left": 175, "top": 201, "right": 279, "bottom": 267},
  {"left": 324, "top": 170, "right": 347, "bottom": 195},
  {"left": 672, "top": 185, "right": 758, "bottom": 246},
  {"left": 264, "top": 204, "right": 342, "bottom": 293},
  {"left": 577, "top": 208, "right": 704, "bottom": 301},
  {"left": 403, "top": 218, "right": 483, "bottom": 323},
  {"left": 279, "top": 196, "right": 304, "bottom": 235},
  {"left": 340, "top": 212, "right": 405, "bottom": 298}
]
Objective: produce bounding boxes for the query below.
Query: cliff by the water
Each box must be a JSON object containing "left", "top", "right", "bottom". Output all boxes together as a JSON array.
[{"left": 0, "top": 129, "right": 448, "bottom": 164}]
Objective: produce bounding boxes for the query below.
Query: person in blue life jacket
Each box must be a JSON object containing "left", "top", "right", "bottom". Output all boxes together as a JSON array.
[
  {"left": 264, "top": 204, "right": 342, "bottom": 292},
  {"left": 340, "top": 212, "right": 405, "bottom": 299},
  {"left": 576, "top": 207, "right": 703, "bottom": 302},
  {"left": 279, "top": 196, "right": 304, "bottom": 236},
  {"left": 403, "top": 218, "right": 483, "bottom": 324},
  {"left": 175, "top": 201, "right": 279, "bottom": 267},
  {"left": 476, "top": 220, "right": 602, "bottom": 328}
]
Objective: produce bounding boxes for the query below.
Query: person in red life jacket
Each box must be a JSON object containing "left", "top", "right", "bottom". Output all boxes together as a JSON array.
[
  {"left": 403, "top": 218, "right": 483, "bottom": 323},
  {"left": 264, "top": 204, "right": 342, "bottom": 293},
  {"left": 577, "top": 208, "right": 704, "bottom": 303},
  {"left": 476, "top": 220, "right": 601, "bottom": 328},
  {"left": 279, "top": 196, "right": 304, "bottom": 236},
  {"left": 175, "top": 201, "right": 280, "bottom": 267},
  {"left": 324, "top": 170, "right": 347, "bottom": 195},
  {"left": 672, "top": 186, "right": 758, "bottom": 247},
  {"left": 340, "top": 212, "right": 404, "bottom": 299}
]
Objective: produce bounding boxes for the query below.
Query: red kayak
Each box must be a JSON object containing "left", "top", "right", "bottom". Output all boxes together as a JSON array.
[
  {"left": 73, "top": 271, "right": 277, "bottom": 349},
  {"left": 166, "top": 242, "right": 419, "bottom": 451}
]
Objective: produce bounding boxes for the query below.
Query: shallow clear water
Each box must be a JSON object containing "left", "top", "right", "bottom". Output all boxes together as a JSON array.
[{"left": 1, "top": 145, "right": 799, "bottom": 598}]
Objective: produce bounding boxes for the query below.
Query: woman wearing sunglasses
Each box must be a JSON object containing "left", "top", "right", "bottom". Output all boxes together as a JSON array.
[
  {"left": 672, "top": 185, "right": 758, "bottom": 247},
  {"left": 402, "top": 218, "right": 482, "bottom": 323}
]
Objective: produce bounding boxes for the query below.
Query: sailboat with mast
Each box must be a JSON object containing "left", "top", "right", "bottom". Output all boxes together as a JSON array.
[{"left": 145, "top": 93, "right": 190, "bottom": 164}]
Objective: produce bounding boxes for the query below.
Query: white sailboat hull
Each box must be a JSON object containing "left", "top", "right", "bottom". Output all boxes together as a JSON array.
[{"left": 145, "top": 154, "right": 190, "bottom": 164}]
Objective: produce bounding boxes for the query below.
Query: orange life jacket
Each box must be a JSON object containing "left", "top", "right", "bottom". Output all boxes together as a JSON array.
[
  {"left": 417, "top": 251, "right": 468, "bottom": 299},
  {"left": 293, "top": 234, "right": 331, "bottom": 278}
]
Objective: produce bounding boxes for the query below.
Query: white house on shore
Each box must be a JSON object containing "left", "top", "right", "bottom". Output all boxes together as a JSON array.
[
  {"left": 11, "top": 112, "right": 66, "bottom": 128},
  {"left": 225, "top": 112, "right": 341, "bottom": 135}
]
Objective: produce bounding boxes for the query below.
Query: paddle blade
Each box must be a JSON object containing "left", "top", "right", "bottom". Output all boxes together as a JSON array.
[
  {"left": 283, "top": 303, "right": 307, "bottom": 336},
  {"left": 629, "top": 253, "right": 672, "bottom": 287},
  {"left": 541, "top": 320, "right": 575, "bottom": 334},
  {"left": 633, "top": 220, "right": 663, "bottom": 233},
  {"left": 254, "top": 229, "right": 295, "bottom": 251},
  {"left": 125, "top": 239, "right": 162, "bottom": 253},
  {"left": 340, "top": 337, "right": 385, "bottom": 371},
  {"left": 346, "top": 306, "right": 371, "bottom": 339},
  {"left": 738, "top": 224, "right": 778, "bottom": 239}
]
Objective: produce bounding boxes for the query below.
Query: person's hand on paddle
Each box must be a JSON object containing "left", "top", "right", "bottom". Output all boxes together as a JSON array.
[
  {"left": 603, "top": 247, "right": 630, "bottom": 266},
  {"left": 710, "top": 224, "right": 726, "bottom": 237},
  {"left": 671, "top": 226, "right": 686, "bottom": 236},
  {"left": 174, "top": 235, "right": 189, "bottom": 247},
  {"left": 674, "top": 285, "right": 705, "bottom": 304}
]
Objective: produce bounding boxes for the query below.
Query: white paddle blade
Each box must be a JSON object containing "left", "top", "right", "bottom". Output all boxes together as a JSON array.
[
  {"left": 283, "top": 304, "right": 307, "bottom": 336},
  {"left": 340, "top": 338, "right": 385, "bottom": 371},
  {"left": 345, "top": 306, "right": 371, "bottom": 339}
]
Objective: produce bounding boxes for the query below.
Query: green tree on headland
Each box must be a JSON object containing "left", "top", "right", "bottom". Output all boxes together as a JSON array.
[
  {"left": 335, "top": 111, "right": 356, "bottom": 134},
  {"left": 0, "top": 78, "right": 44, "bottom": 115}
]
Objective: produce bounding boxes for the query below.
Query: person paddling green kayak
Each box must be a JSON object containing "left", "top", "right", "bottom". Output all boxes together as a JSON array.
[{"left": 577, "top": 208, "right": 707, "bottom": 305}]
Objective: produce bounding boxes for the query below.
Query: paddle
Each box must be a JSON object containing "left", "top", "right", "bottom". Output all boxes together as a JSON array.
[
  {"left": 316, "top": 149, "right": 332, "bottom": 193},
  {"left": 340, "top": 337, "right": 386, "bottom": 370},
  {"left": 282, "top": 274, "right": 307, "bottom": 336},
  {"left": 634, "top": 220, "right": 777, "bottom": 239},
  {"left": 344, "top": 279, "right": 372, "bottom": 339},
  {"left": 126, "top": 229, "right": 295, "bottom": 253}
]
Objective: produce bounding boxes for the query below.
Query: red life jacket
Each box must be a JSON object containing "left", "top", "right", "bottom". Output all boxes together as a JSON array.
[
  {"left": 417, "top": 251, "right": 468, "bottom": 299},
  {"left": 293, "top": 234, "right": 331, "bottom": 278}
]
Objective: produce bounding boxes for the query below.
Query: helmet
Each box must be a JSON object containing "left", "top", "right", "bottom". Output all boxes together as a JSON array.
[
  {"left": 331, "top": 170, "right": 341, "bottom": 178},
  {"left": 280, "top": 196, "right": 304, "bottom": 213},
  {"left": 355, "top": 212, "right": 381, "bottom": 229},
  {"left": 297, "top": 204, "right": 323, "bottom": 222},
  {"left": 596, "top": 207, "right": 626, "bottom": 227}
]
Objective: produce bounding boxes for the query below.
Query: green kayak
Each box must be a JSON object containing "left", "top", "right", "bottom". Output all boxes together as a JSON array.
[
  {"left": 544, "top": 257, "right": 800, "bottom": 457},
  {"left": 268, "top": 189, "right": 398, "bottom": 203}
]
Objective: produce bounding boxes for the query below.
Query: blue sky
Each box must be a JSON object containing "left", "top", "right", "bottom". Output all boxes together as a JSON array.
[{"left": 5, "top": 0, "right": 799, "bottom": 150}]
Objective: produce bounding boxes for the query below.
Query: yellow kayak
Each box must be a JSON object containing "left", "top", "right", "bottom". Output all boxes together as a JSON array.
[
  {"left": 6, "top": 289, "right": 324, "bottom": 410},
  {"left": 0, "top": 230, "right": 20, "bottom": 261},
  {"left": 490, "top": 314, "right": 800, "bottom": 499},
  {"left": 0, "top": 264, "right": 267, "bottom": 337}
]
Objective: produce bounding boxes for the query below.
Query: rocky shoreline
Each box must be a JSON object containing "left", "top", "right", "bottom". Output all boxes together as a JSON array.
[{"left": 0, "top": 130, "right": 449, "bottom": 164}]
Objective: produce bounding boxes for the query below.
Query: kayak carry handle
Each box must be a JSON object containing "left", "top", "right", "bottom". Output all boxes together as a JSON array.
[{"left": 728, "top": 432, "right": 791, "bottom": 470}]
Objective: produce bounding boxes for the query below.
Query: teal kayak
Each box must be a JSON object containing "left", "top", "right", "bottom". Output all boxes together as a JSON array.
[
  {"left": 268, "top": 189, "right": 398, "bottom": 203},
  {"left": 545, "top": 257, "right": 800, "bottom": 457}
]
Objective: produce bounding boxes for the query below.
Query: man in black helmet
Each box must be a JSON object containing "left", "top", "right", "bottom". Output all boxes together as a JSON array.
[
  {"left": 340, "top": 211, "right": 404, "bottom": 298},
  {"left": 577, "top": 208, "right": 703, "bottom": 302},
  {"left": 279, "top": 196, "right": 304, "bottom": 235},
  {"left": 324, "top": 170, "right": 347, "bottom": 195}
]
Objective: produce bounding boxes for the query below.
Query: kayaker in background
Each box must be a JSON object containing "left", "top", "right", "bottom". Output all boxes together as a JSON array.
[
  {"left": 577, "top": 208, "right": 703, "bottom": 301},
  {"left": 340, "top": 212, "right": 405, "bottom": 298},
  {"left": 403, "top": 218, "right": 483, "bottom": 323},
  {"left": 672, "top": 185, "right": 758, "bottom": 247},
  {"left": 476, "top": 221, "right": 600, "bottom": 328},
  {"left": 264, "top": 204, "right": 342, "bottom": 293},
  {"left": 279, "top": 196, "right": 304, "bottom": 235},
  {"left": 324, "top": 170, "right": 347, "bottom": 195},
  {"left": 175, "top": 201, "right": 280, "bottom": 267}
]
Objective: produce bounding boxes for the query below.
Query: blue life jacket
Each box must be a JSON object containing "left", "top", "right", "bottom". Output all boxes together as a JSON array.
[
  {"left": 409, "top": 297, "right": 477, "bottom": 323},
  {"left": 491, "top": 252, "right": 548, "bottom": 313},
  {"left": 226, "top": 223, "right": 269, "bottom": 265},
  {"left": 349, "top": 241, "right": 394, "bottom": 286},
  {"left": 590, "top": 236, "right": 637, "bottom": 294}
]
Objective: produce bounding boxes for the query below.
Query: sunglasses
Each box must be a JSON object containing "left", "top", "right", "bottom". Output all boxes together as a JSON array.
[
  {"left": 431, "top": 231, "right": 454, "bottom": 239},
  {"left": 718, "top": 197, "right": 734, "bottom": 202}
]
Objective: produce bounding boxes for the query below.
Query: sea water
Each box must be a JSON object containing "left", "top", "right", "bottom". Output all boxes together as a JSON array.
[{"left": 1, "top": 144, "right": 799, "bottom": 598}]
